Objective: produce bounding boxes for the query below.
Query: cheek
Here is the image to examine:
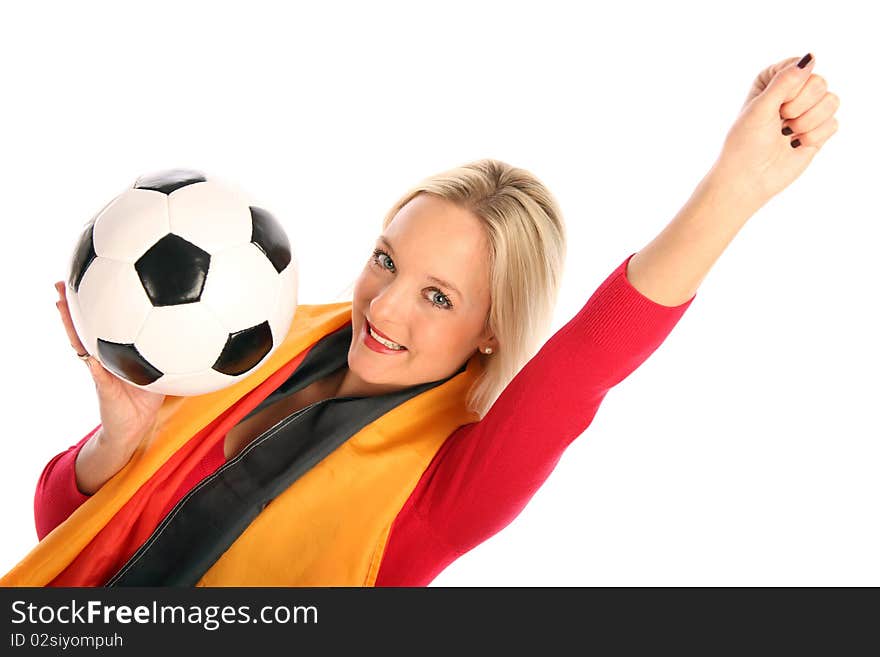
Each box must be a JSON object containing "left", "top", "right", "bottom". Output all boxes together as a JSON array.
[{"left": 417, "top": 322, "right": 463, "bottom": 350}]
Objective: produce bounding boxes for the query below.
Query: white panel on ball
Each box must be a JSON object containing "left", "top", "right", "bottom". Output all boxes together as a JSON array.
[
  {"left": 269, "top": 261, "right": 300, "bottom": 346},
  {"left": 77, "top": 259, "right": 153, "bottom": 344},
  {"left": 167, "top": 180, "right": 254, "bottom": 253},
  {"left": 201, "top": 243, "right": 281, "bottom": 332},
  {"left": 142, "top": 369, "right": 244, "bottom": 397},
  {"left": 92, "top": 190, "right": 171, "bottom": 262},
  {"left": 136, "top": 303, "right": 230, "bottom": 374}
]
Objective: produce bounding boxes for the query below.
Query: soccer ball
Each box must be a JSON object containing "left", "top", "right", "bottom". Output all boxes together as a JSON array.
[{"left": 66, "top": 169, "right": 299, "bottom": 397}]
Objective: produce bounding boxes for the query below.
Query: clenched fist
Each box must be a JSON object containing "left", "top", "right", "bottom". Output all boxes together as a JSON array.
[{"left": 714, "top": 52, "right": 840, "bottom": 208}]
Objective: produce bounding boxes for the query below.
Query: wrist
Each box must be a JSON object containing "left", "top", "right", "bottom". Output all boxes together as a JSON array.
[
  {"left": 94, "top": 425, "right": 143, "bottom": 462},
  {"left": 705, "top": 158, "right": 770, "bottom": 216}
]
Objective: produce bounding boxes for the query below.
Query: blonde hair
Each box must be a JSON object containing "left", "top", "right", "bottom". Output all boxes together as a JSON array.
[{"left": 335, "top": 158, "right": 567, "bottom": 420}]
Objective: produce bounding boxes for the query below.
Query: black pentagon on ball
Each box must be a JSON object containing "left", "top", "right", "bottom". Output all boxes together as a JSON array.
[
  {"left": 97, "top": 338, "right": 164, "bottom": 386},
  {"left": 135, "top": 234, "right": 211, "bottom": 306},
  {"left": 250, "top": 206, "right": 291, "bottom": 273},
  {"left": 134, "top": 169, "right": 207, "bottom": 195},
  {"left": 213, "top": 321, "right": 274, "bottom": 376},
  {"left": 69, "top": 218, "right": 97, "bottom": 294}
]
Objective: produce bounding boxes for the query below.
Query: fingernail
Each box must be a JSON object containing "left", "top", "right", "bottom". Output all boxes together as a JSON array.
[
  {"left": 791, "top": 139, "right": 802, "bottom": 148},
  {"left": 781, "top": 126, "right": 794, "bottom": 136},
  {"left": 797, "top": 53, "right": 812, "bottom": 69}
]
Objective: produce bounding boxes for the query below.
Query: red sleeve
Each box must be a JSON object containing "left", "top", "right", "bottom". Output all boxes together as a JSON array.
[
  {"left": 34, "top": 424, "right": 100, "bottom": 541},
  {"left": 375, "top": 252, "right": 697, "bottom": 585}
]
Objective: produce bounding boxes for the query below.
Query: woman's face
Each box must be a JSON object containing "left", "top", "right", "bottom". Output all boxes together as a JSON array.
[{"left": 343, "top": 193, "right": 496, "bottom": 397}]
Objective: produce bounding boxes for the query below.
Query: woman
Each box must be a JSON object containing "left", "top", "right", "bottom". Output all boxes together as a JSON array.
[{"left": 4, "top": 53, "right": 838, "bottom": 586}]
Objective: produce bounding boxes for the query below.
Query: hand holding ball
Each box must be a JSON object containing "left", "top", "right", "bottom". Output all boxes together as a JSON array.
[{"left": 66, "top": 169, "right": 299, "bottom": 397}]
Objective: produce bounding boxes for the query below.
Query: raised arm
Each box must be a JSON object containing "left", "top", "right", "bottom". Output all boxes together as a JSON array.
[
  {"left": 628, "top": 52, "right": 838, "bottom": 308},
  {"left": 375, "top": 53, "right": 839, "bottom": 585}
]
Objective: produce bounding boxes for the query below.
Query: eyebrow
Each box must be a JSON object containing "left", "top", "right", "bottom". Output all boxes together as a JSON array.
[{"left": 378, "top": 236, "right": 464, "bottom": 299}]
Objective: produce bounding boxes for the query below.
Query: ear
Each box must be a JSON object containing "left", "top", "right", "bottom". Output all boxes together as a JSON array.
[{"left": 477, "top": 325, "right": 498, "bottom": 352}]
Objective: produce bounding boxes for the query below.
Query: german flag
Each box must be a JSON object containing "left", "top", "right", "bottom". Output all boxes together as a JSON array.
[{"left": 2, "top": 303, "right": 483, "bottom": 586}]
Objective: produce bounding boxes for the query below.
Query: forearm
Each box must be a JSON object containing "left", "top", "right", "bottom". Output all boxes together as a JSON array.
[
  {"left": 74, "top": 426, "right": 139, "bottom": 495},
  {"left": 626, "top": 163, "right": 765, "bottom": 307}
]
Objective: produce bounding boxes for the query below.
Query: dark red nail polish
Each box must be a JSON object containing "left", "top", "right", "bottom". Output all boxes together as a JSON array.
[
  {"left": 791, "top": 139, "right": 801, "bottom": 148},
  {"left": 797, "top": 53, "right": 812, "bottom": 69},
  {"left": 782, "top": 126, "right": 793, "bottom": 136}
]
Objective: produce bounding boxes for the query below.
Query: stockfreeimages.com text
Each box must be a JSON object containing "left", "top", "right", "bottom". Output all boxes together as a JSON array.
[{"left": 11, "top": 600, "right": 317, "bottom": 631}]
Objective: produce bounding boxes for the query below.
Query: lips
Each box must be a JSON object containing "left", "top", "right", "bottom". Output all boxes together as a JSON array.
[{"left": 366, "top": 319, "right": 406, "bottom": 349}]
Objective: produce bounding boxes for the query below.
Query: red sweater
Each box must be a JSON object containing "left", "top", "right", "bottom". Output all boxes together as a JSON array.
[{"left": 34, "top": 252, "right": 695, "bottom": 585}]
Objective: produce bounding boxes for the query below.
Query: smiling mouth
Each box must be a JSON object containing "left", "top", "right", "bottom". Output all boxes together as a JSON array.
[{"left": 366, "top": 320, "right": 407, "bottom": 350}]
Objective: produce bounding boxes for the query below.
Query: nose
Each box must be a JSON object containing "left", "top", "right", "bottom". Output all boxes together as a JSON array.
[{"left": 368, "top": 281, "right": 408, "bottom": 339}]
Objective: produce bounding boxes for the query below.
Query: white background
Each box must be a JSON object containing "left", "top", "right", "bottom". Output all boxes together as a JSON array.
[{"left": 1, "top": 0, "right": 876, "bottom": 585}]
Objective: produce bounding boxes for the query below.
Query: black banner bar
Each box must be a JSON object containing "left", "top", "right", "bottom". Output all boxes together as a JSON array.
[{"left": 0, "top": 586, "right": 872, "bottom": 654}]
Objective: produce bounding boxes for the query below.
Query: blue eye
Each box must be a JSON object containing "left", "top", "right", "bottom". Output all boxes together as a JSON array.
[
  {"left": 372, "top": 248, "right": 393, "bottom": 270},
  {"left": 427, "top": 290, "right": 453, "bottom": 309},
  {"left": 370, "top": 248, "right": 454, "bottom": 310}
]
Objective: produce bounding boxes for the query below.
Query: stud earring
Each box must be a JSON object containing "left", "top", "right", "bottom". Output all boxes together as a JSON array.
[{"left": 483, "top": 347, "right": 493, "bottom": 355}]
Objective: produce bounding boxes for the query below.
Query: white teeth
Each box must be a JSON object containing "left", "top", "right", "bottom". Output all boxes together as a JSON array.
[{"left": 369, "top": 325, "right": 405, "bottom": 350}]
